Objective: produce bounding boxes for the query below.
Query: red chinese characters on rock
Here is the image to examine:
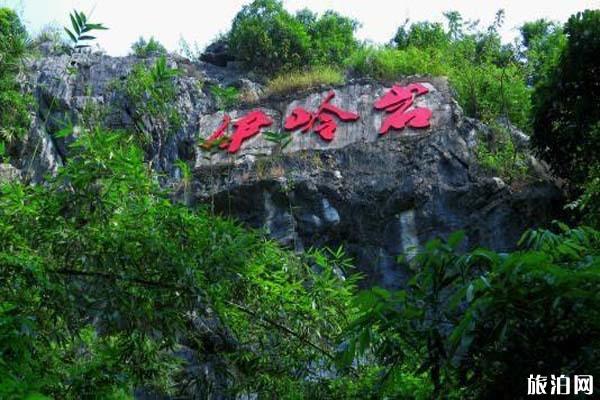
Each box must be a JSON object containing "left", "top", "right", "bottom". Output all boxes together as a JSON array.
[
  {"left": 202, "top": 85, "right": 433, "bottom": 154},
  {"left": 374, "top": 83, "right": 432, "bottom": 135},
  {"left": 284, "top": 91, "right": 359, "bottom": 141},
  {"left": 204, "top": 111, "right": 273, "bottom": 153}
]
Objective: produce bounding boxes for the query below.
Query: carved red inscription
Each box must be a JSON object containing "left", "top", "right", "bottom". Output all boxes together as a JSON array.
[
  {"left": 284, "top": 91, "right": 359, "bottom": 141},
  {"left": 374, "top": 83, "right": 432, "bottom": 135},
  {"left": 204, "top": 111, "right": 273, "bottom": 153}
]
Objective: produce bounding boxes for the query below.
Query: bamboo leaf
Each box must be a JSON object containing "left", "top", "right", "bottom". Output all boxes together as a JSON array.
[
  {"left": 70, "top": 13, "right": 80, "bottom": 36},
  {"left": 74, "top": 10, "right": 84, "bottom": 28},
  {"left": 64, "top": 28, "right": 77, "bottom": 43}
]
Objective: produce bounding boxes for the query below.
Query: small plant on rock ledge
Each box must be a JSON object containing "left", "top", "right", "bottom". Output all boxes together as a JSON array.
[
  {"left": 476, "top": 122, "right": 530, "bottom": 184},
  {"left": 131, "top": 36, "right": 168, "bottom": 58},
  {"left": 120, "top": 56, "right": 181, "bottom": 148},
  {"left": 211, "top": 85, "right": 239, "bottom": 111}
]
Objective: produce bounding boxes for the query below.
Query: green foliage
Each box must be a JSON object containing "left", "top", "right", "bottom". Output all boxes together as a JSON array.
[
  {"left": 345, "top": 45, "right": 448, "bottom": 80},
  {"left": 266, "top": 66, "right": 344, "bottom": 95},
  {"left": 229, "top": 0, "right": 310, "bottom": 74},
  {"left": 341, "top": 225, "right": 600, "bottom": 398},
  {"left": 210, "top": 85, "right": 239, "bottom": 110},
  {"left": 131, "top": 36, "right": 167, "bottom": 58},
  {"left": 392, "top": 20, "right": 449, "bottom": 50},
  {"left": 0, "top": 8, "right": 31, "bottom": 150},
  {"left": 519, "top": 19, "right": 566, "bottom": 87},
  {"left": 121, "top": 56, "right": 181, "bottom": 145},
  {"left": 0, "top": 128, "right": 358, "bottom": 398},
  {"left": 450, "top": 59, "right": 531, "bottom": 130},
  {"left": 228, "top": 0, "right": 358, "bottom": 75},
  {"left": 63, "top": 9, "right": 107, "bottom": 51},
  {"left": 570, "top": 123, "right": 600, "bottom": 228},
  {"left": 531, "top": 9, "right": 600, "bottom": 188},
  {"left": 263, "top": 131, "right": 293, "bottom": 158},
  {"left": 346, "top": 11, "right": 532, "bottom": 131},
  {"left": 298, "top": 9, "right": 359, "bottom": 67},
  {"left": 476, "top": 122, "right": 530, "bottom": 183}
]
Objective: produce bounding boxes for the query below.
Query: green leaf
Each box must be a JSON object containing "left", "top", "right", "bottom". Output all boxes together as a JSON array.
[
  {"left": 466, "top": 283, "right": 474, "bottom": 302},
  {"left": 70, "top": 12, "right": 80, "bottom": 35},
  {"left": 448, "top": 230, "right": 465, "bottom": 249},
  {"left": 74, "top": 10, "right": 84, "bottom": 29},
  {"left": 55, "top": 125, "right": 73, "bottom": 138},
  {"left": 64, "top": 28, "right": 77, "bottom": 43}
]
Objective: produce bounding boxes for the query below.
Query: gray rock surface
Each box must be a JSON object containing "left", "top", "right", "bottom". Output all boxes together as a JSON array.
[
  {"left": 16, "top": 52, "right": 563, "bottom": 289},
  {"left": 187, "top": 78, "right": 564, "bottom": 288}
]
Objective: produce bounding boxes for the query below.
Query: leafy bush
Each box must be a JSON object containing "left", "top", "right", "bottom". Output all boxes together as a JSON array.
[
  {"left": 341, "top": 225, "right": 600, "bottom": 398},
  {"left": 131, "top": 36, "right": 167, "bottom": 58},
  {"left": 297, "top": 9, "right": 359, "bottom": 66},
  {"left": 0, "top": 128, "right": 359, "bottom": 398},
  {"left": 476, "top": 123, "right": 529, "bottom": 183},
  {"left": 210, "top": 84, "right": 239, "bottom": 110},
  {"left": 229, "top": 0, "right": 311, "bottom": 74},
  {"left": 381, "top": 11, "right": 535, "bottom": 131},
  {"left": 266, "top": 66, "right": 344, "bottom": 95},
  {"left": 346, "top": 12, "right": 532, "bottom": 131},
  {"left": 570, "top": 122, "right": 600, "bottom": 227},
  {"left": 392, "top": 21, "right": 449, "bottom": 50},
  {"left": 519, "top": 19, "right": 566, "bottom": 87},
  {"left": 345, "top": 45, "right": 448, "bottom": 80},
  {"left": 120, "top": 56, "right": 181, "bottom": 145},
  {"left": 228, "top": 0, "right": 358, "bottom": 75},
  {"left": 0, "top": 8, "right": 31, "bottom": 149},
  {"left": 531, "top": 9, "right": 600, "bottom": 188}
]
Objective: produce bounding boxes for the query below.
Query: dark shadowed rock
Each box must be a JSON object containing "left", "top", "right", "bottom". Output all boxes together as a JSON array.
[{"left": 200, "top": 38, "right": 235, "bottom": 67}]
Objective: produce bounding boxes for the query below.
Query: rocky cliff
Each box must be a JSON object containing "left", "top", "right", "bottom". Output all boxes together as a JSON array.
[{"left": 10, "top": 52, "right": 563, "bottom": 288}]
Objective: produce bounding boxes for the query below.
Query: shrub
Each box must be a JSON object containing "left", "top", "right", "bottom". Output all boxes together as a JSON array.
[
  {"left": 210, "top": 84, "right": 239, "bottom": 110},
  {"left": 0, "top": 128, "right": 359, "bottom": 398},
  {"left": 341, "top": 225, "right": 600, "bottom": 399},
  {"left": 266, "top": 66, "right": 344, "bottom": 95},
  {"left": 392, "top": 21, "right": 449, "bottom": 50},
  {"left": 228, "top": 0, "right": 358, "bottom": 75},
  {"left": 449, "top": 61, "right": 531, "bottom": 130},
  {"left": 347, "top": 11, "right": 532, "bottom": 132},
  {"left": 121, "top": 56, "right": 181, "bottom": 145},
  {"left": 570, "top": 122, "right": 600, "bottom": 227},
  {"left": 299, "top": 9, "right": 359, "bottom": 66},
  {"left": 0, "top": 8, "right": 31, "bottom": 149},
  {"left": 531, "top": 9, "right": 600, "bottom": 187},
  {"left": 228, "top": 0, "right": 311, "bottom": 74},
  {"left": 519, "top": 19, "right": 566, "bottom": 87},
  {"left": 476, "top": 122, "right": 530, "bottom": 183},
  {"left": 345, "top": 45, "right": 447, "bottom": 81},
  {"left": 131, "top": 36, "right": 167, "bottom": 58}
]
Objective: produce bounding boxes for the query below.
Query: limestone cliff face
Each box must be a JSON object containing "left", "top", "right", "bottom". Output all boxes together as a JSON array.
[{"left": 12, "top": 53, "right": 563, "bottom": 288}]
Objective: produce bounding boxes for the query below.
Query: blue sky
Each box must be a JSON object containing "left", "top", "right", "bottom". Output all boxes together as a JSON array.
[{"left": 3, "top": 0, "right": 599, "bottom": 56}]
